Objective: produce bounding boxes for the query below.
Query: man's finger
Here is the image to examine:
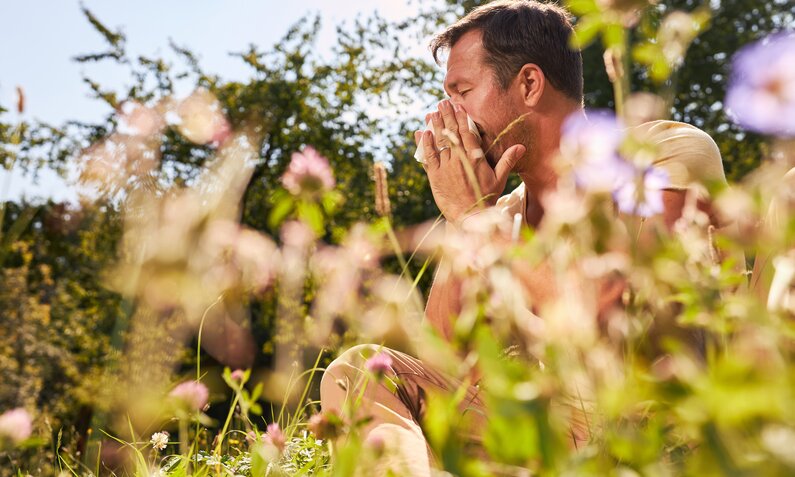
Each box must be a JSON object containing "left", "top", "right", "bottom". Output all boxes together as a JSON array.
[
  {"left": 439, "top": 100, "right": 459, "bottom": 137},
  {"left": 494, "top": 144, "right": 526, "bottom": 184},
  {"left": 414, "top": 130, "right": 423, "bottom": 147},
  {"left": 430, "top": 112, "right": 449, "bottom": 151},
  {"left": 422, "top": 130, "right": 440, "bottom": 169},
  {"left": 453, "top": 105, "right": 483, "bottom": 161}
]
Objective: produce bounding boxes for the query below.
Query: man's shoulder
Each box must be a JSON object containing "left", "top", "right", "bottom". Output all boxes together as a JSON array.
[
  {"left": 629, "top": 119, "right": 714, "bottom": 144},
  {"left": 629, "top": 120, "right": 727, "bottom": 189}
]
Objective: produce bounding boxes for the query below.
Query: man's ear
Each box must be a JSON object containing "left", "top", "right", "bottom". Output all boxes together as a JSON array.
[{"left": 517, "top": 64, "right": 545, "bottom": 108}]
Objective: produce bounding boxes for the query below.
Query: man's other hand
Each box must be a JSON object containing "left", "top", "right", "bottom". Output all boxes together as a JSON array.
[{"left": 414, "top": 100, "right": 525, "bottom": 224}]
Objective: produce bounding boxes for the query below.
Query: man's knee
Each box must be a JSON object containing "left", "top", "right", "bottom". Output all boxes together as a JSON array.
[{"left": 320, "top": 344, "right": 382, "bottom": 411}]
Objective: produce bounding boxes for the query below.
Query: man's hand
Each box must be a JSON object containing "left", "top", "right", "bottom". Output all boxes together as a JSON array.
[{"left": 415, "top": 100, "right": 525, "bottom": 224}]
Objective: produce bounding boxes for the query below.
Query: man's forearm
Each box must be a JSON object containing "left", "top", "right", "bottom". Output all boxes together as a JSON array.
[{"left": 424, "top": 255, "right": 461, "bottom": 342}]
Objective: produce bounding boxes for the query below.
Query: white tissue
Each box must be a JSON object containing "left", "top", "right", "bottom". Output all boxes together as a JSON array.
[{"left": 414, "top": 114, "right": 481, "bottom": 163}]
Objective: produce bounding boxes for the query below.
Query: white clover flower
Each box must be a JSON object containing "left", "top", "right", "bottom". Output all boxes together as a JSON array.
[{"left": 150, "top": 431, "right": 169, "bottom": 451}]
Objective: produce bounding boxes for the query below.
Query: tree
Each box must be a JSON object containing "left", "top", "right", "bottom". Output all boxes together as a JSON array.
[
  {"left": 0, "top": 201, "right": 123, "bottom": 475},
  {"left": 1, "top": 7, "right": 447, "bottom": 470}
]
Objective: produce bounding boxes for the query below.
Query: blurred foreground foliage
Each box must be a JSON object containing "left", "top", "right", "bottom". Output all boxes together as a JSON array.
[{"left": 0, "top": 0, "right": 793, "bottom": 475}]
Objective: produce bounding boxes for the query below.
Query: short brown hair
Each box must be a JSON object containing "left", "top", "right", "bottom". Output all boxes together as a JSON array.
[{"left": 431, "top": 0, "right": 583, "bottom": 103}]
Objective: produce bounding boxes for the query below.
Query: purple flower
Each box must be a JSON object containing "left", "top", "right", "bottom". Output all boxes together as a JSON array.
[
  {"left": 169, "top": 381, "right": 209, "bottom": 411},
  {"left": 562, "top": 111, "right": 634, "bottom": 192},
  {"left": 614, "top": 166, "right": 670, "bottom": 217},
  {"left": 265, "top": 423, "right": 286, "bottom": 452},
  {"left": 575, "top": 156, "right": 636, "bottom": 194},
  {"left": 0, "top": 408, "right": 33, "bottom": 444},
  {"left": 281, "top": 146, "right": 336, "bottom": 196},
  {"left": 726, "top": 32, "right": 795, "bottom": 136},
  {"left": 364, "top": 351, "right": 393, "bottom": 376},
  {"left": 562, "top": 111, "right": 623, "bottom": 161}
]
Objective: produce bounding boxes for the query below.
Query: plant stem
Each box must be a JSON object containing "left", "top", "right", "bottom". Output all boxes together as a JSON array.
[
  {"left": 179, "top": 418, "right": 190, "bottom": 475},
  {"left": 214, "top": 392, "right": 241, "bottom": 456}
]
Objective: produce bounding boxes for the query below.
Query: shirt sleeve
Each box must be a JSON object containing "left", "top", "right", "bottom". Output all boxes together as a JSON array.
[{"left": 630, "top": 120, "right": 727, "bottom": 190}]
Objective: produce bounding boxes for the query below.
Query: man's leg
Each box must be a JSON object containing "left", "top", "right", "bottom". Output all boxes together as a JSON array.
[{"left": 320, "top": 344, "right": 484, "bottom": 476}]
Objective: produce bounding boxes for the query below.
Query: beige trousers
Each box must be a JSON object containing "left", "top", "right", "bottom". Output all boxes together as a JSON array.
[{"left": 320, "top": 344, "right": 484, "bottom": 477}]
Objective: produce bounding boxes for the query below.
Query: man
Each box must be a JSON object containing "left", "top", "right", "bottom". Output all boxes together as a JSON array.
[{"left": 320, "top": 1, "right": 727, "bottom": 475}]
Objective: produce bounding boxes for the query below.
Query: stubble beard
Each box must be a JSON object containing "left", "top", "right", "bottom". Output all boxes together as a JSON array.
[{"left": 485, "top": 114, "right": 534, "bottom": 171}]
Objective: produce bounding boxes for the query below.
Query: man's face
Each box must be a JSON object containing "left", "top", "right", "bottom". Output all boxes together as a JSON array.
[{"left": 444, "top": 29, "right": 529, "bottom": 167}]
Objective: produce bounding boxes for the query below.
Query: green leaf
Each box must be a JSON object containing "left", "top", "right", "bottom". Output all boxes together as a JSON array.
[
  {"left": 321, "top": 190, "right": 343, "bottom": 215},
  {"left": 632, "top": 42, "right": 659, "bottom": 64},
  {"left": 268, "top": 194, "right": 295, "bottom": 229},
  {"left": 650, "top": 56, "right": 672, "bottom": 83},
  {"left": 251, "top": 382, "right": 263, "bottom": 402},
  {"left": 602, "top": 22, "right": 627, "bottom": 49},
  {"left": 566, "top": 0, "right": 599, "bottom": 16},
  {"left": 297, "top": 201, "right": 324, "bottom": 235},
  {"left": 571, "top": 14, "right": 604, "bottom": 50}
]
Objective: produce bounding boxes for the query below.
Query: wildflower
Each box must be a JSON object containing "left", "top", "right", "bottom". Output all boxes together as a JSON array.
[
  {"left": 561, "top": 111, "right": 634, "bottom": 193},
  {"left": 0, "top": 408, "right": 32, "bottom": 444},
  {"left": 118, "top": 101, "right": 164, "bottom": 137},
  {"left": 264, "top": 423, "right": 286, "bottom": 452},
  {"left": 308, "top": 410, "right": 342, "bottom": 440},
  {"left": 201, "top": 220, "right": 280, "bottom": 293},
  {"left": 373, "top": 161, "right": 391, "bottom": 217},
  {"left": 762, "top": 425, "right": 795, "bottom": 467},
  {"left": 726, "top": 32, "right": 795, "bottom": 136},
  {"left": 624, "top": 93, "right": 666, "bottom": 127},
  {"left": 169, "top": 381, "right": 209, "bottom": 412},
  {"left": 280, "top": 220, "right": 316, "bottom": 249},
  {"left": 365, "top": 433, "right": 386, "bottom": 455},
  {"left": 613, "top": 166, "right": 670, "bottom": 217},
  {"left": 234, "top": 229, "right": 280, "bottom": 292},
  {"left": 364, "top": 351, "right": 394, "bottom": 376},
  {"left": 150, "top": 431, "right": 169, "bottom": 451},
  {"left": 656, "top": 10, "right": 707, "bottom": 69},
  {"left": 230, "top": 369, "right": 246, "bottom": 382},
  {"left": 176, "top": 88, "right": 232, "bottom": 145},
  {"left": 342, "top": 223, "right": 381, "bottom": 269},
  {"left": 595, "top": 0, "right": 647, "bottom": 27},
  {"left": 16, "top": 86, "right": 24, "bottom": 114},
  {"left": 539, "top": 185, "right": 588, "bottom": 228},
  {"left": 281, "top": 146, "right": 335, "bottom": 196}
]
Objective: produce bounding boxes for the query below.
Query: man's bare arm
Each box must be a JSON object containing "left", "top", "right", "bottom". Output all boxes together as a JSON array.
[{"left": 424, "top": 254, "right": 460, "bottom": 342}]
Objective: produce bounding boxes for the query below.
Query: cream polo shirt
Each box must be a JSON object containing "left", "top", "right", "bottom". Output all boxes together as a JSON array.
[{"left": 495, "top": 120, "right": 728, "bottom": 218}]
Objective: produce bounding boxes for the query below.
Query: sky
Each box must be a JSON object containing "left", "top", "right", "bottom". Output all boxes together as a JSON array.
[{"left": 0, "top": 0, "right": 431, "bottom": 201}]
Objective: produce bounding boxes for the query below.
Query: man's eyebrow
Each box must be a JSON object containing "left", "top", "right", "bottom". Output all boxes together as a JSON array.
[
  {"left": 443, "top": 79, "right": 461, "bottom": 97},
  {"left": 443, "top": 80, "right": 456, "bottom": 97}
]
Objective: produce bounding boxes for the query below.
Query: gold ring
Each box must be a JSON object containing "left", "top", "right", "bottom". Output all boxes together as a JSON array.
[{"left": 438, "top": 146, "right": 451, "bottom": 153}]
